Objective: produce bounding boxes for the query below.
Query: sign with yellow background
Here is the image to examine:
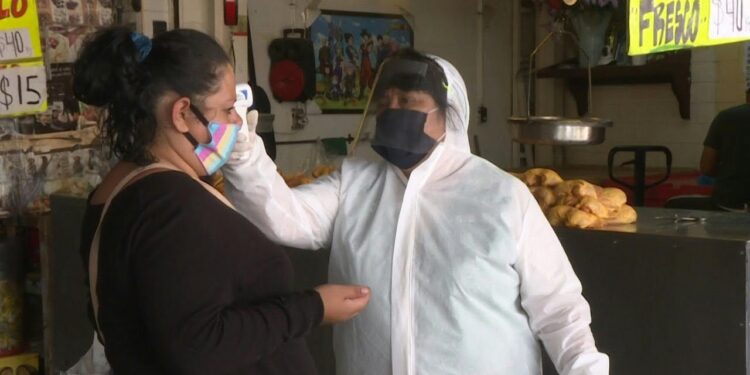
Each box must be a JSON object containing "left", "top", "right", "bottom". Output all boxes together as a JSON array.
[
  {"left": 0, "top": 0, "right": 46, "bottom": 116},
  {"left": 629, "top": 0, "right": 750, "bottom": 55},
  {"left": 0, "top": 0, "right": 43, "bottom": 63}
]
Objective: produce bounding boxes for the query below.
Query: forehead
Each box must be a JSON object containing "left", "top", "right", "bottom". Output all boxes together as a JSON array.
[
  {"left": 202, "top": 68, "right": 236, "bottom": 107},
  {"left": 381, "top": 88, "right": 435, "bottom": 102}
]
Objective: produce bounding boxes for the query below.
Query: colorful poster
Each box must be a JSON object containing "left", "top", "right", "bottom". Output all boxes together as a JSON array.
[
  {"left": 0, "top": 61, "right": 48, "bottom": 118},
  {"left": 83, "top": 0, "right": 114, "bottom": 27},
  {"left": 629, "top": 0, "right": 750, "bottom": 55},
  {"left": 43, "top": 63, "right": 79, "bottom": 132},
  {"left": 0, "top": 0, "right": 44, "bottom": 62},
  {"left": 48, "top": 0, "right": 84, "bottom": 25},
  {"left": 38, "top": 0, "right": 113, "bottom": 27},
  {"left": 309, "top": 10, "right": 413, "bottom": 113},
  {"left": 44, "top": 25, "right": 94, "bottom": 63}
]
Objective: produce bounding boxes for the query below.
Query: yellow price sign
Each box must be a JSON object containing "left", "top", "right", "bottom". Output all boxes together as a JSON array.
[
  {"left": 629, "top": 0, "right": 750, "bottom": 55},
  {"left": 0, "top": 0, "right": 43, "bottom": 63}
]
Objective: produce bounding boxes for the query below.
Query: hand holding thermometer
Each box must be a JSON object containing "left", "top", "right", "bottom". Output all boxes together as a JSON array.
[
  {"left": 234, "top": 83, "right": 254, "bottom": 129},
  {"left": 230, "top": 83, "right": 258, "bottom": 162}
]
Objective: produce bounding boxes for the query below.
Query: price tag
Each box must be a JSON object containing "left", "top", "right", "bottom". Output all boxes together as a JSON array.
[
  {"left": 0, "top": 28, "right": 34, "bottom": 61},
  {"left": 709, "top": 0, "right": 750, "bottom": 39},
  {"left": 0, "top": 63, "right": 48, "bottom": 117},
  {"left": 0, "top": 0, "right": 43, "bottom": 63}
]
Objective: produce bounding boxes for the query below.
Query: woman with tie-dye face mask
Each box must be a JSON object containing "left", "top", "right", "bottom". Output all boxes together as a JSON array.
[{"left": 69, "top": 27, "right": 369, "bottom": 374}]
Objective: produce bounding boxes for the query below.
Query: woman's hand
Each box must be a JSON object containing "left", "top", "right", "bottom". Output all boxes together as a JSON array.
[
  {"left": 229, "top": 109, "right": 258, "bottom": 164},
  {"left": 314, "top": 284, "right": 371, "bottom": 324}
]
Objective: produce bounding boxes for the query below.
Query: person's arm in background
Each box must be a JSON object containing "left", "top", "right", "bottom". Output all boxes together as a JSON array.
[
  {"left": 513, "top": 187, "right": 609, "bottom": 375},
  {"left": 699, "top": 147, "right": 718, "bottom": 177},
  {"left": 700, "top": 112, "right": 723, "bottom": 177},
  {"left": 222, "top": 110, "right": 340, "bottom": 250}
]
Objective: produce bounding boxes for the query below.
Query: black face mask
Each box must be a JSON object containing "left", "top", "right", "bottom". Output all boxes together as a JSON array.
[{"left": 371, "top": 108, "right": 437, "bottom": 170}]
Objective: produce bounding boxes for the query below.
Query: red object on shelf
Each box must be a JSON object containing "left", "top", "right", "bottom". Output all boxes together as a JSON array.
[
  {"left": 269, "top": 60, "right": 305, "bottom": 102},
  {"left": 224, "top": 0, "right": 237, "bottom": 25},
  {"left": 603, "top": 171, "right": 714, "bottom": 207},
  {"left": 267, "top": 30, "right": 316, "bottom": 102}
]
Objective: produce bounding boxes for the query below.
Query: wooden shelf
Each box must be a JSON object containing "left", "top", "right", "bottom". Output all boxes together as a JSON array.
[{"left": 536, "top": 51, "right": 692, "bottom": 119}]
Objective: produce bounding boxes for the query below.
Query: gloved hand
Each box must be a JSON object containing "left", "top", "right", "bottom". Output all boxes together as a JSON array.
[{"left": 229, "top": 109, "right": 258, "bottom": 164}]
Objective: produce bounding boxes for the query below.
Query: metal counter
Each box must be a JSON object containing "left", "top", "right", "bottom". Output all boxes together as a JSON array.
[
  {"left": 590, "top": 207, "right": 750, "bottom": 241},
  {"left": 548, "top": 207, "right": 750, "bottom": 375}
]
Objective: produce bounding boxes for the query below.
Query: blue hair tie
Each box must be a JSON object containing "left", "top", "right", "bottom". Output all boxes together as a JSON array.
[{"left": 130, "top": 32, "right": 152, "bottom": 63}]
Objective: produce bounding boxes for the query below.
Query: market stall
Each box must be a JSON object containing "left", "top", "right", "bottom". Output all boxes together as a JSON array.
[{"left": 4, "top": 0, "right": 750, "bottom": 374}]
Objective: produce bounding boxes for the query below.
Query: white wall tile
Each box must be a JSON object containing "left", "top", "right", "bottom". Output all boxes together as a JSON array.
[
  {"left": 691, "top": 48, "right": 716, "bottom": 63},
  {"left": 691, "top": 82, "right": 716, "bottom": 103},
  {"left": 691, "top": 62, "right": 716, "bottom": 83}
]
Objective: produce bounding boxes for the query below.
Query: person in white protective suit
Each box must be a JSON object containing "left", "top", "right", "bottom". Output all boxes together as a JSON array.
[{"left": 222, "top": 49, "right": 609, "bottom": 375}]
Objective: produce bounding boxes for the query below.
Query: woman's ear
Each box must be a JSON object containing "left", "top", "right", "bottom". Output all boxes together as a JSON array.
[{"left": 170, "top": 97, "right": 192, "bottom": 133}]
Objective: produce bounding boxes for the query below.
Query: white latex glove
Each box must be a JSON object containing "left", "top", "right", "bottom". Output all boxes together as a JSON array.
[
  {"left": 230, "top": 83, "right": 257, "bottom": 165},
  {"left": 229, "top": 109, "right": 258, "bottom": 164}
]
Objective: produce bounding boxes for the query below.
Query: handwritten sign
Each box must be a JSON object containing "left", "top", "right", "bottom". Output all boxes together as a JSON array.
[
  {"left": 709, "top": 0, "right": 750, "bottom": 39},
  {"left": 630, "top": 0, "right": 750, "bottom": 55},
  {"left": 0, "top": 28, "right": 34, "bottom": 61},
  {"left": 0, "top": 0, "right": 42, "bottom": 63},
  {"left": 0, "top": 62, "right": 47, "bottom": 117}
]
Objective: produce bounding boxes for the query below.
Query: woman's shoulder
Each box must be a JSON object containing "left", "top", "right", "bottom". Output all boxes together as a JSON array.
[
  {"left": 109, "top": 170, "right": 207, "bottom": 212},
  {"left": 131, "top": 169, "right": 198, "bottom": 192},
  {"left": 103, "top": 170, "right": 248, "bottom": 244}
]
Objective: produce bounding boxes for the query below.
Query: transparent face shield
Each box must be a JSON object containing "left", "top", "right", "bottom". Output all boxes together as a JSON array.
[{"left": 350, "top": 59, "right": 440, "bottom": 167}]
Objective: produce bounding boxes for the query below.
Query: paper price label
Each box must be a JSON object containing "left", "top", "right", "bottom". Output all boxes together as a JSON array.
[
  {"left": 0, "top": 28, "right": 34, "bottom": 61},
  {"left": 709, "top": 0, "right": 750, "bottom": 39},
  {"left": 0, "top": 63, "right": 47, "bottom": 117}
]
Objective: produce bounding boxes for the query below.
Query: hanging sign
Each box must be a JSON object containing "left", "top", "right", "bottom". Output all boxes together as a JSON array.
[
  {"left": 0, "top": 0, "right": 43, "bottom": 63},
  {"left": 0, "top": 61, "right": 48, "bottom": 117},
  {"left": 629, "top": 0, "right": 750, "bottom": 55}
]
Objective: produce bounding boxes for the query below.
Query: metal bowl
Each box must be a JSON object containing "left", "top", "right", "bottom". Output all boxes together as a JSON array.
[{"left": 508, "top": 116, "right": 613, "bottom": 145}]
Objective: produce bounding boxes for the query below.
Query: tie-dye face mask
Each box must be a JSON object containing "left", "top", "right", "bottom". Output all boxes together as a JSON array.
[{"left": 187, "top": 105, "right": 240, "bottom": 175}]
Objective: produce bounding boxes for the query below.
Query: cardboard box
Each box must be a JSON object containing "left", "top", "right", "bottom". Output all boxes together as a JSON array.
[{"left": 0, "top": 353, "right": 39, "bottom": 375}]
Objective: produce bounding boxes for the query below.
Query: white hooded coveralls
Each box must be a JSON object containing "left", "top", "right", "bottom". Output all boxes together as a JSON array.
[{"left": 223, "top": 56, "right": 609, "bottom": 375}]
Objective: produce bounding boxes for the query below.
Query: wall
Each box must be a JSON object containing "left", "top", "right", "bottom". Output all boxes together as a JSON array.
[
  {"left": 183, "top": 0, "right": 515, "bottom": 171},
  {"left": 178, "top": 0, "right": 214, "bottom": 35},
  {"left": 478, "top": 0, "right": 515, "bottom": 167},
  {"left": 560, "top": 44, "right": 746, "bottom": 169}
]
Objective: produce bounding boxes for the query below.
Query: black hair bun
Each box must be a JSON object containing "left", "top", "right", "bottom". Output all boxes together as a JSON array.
[{"left": 73, "top": 27, "right": 141, "bottom": 107}]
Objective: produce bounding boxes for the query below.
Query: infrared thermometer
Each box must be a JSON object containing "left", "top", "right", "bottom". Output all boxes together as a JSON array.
[{"left": 234, "top": 83, "right": 254, "bottom": 129}]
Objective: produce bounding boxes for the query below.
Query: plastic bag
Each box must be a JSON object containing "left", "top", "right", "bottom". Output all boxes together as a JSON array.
[
  {"left": 302, "top": 138, "right": 332, "bottom": 176},
  {"left": 61, "top": 334, "right": 111, "bottom": 375},
  {"left": 280, "top": 139, "right": 334, "bottom": 187}
]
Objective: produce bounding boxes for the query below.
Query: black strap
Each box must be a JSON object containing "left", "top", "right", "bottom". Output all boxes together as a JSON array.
[{"left": 185, "top": 105, "right": 209, "bottom": 147}]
